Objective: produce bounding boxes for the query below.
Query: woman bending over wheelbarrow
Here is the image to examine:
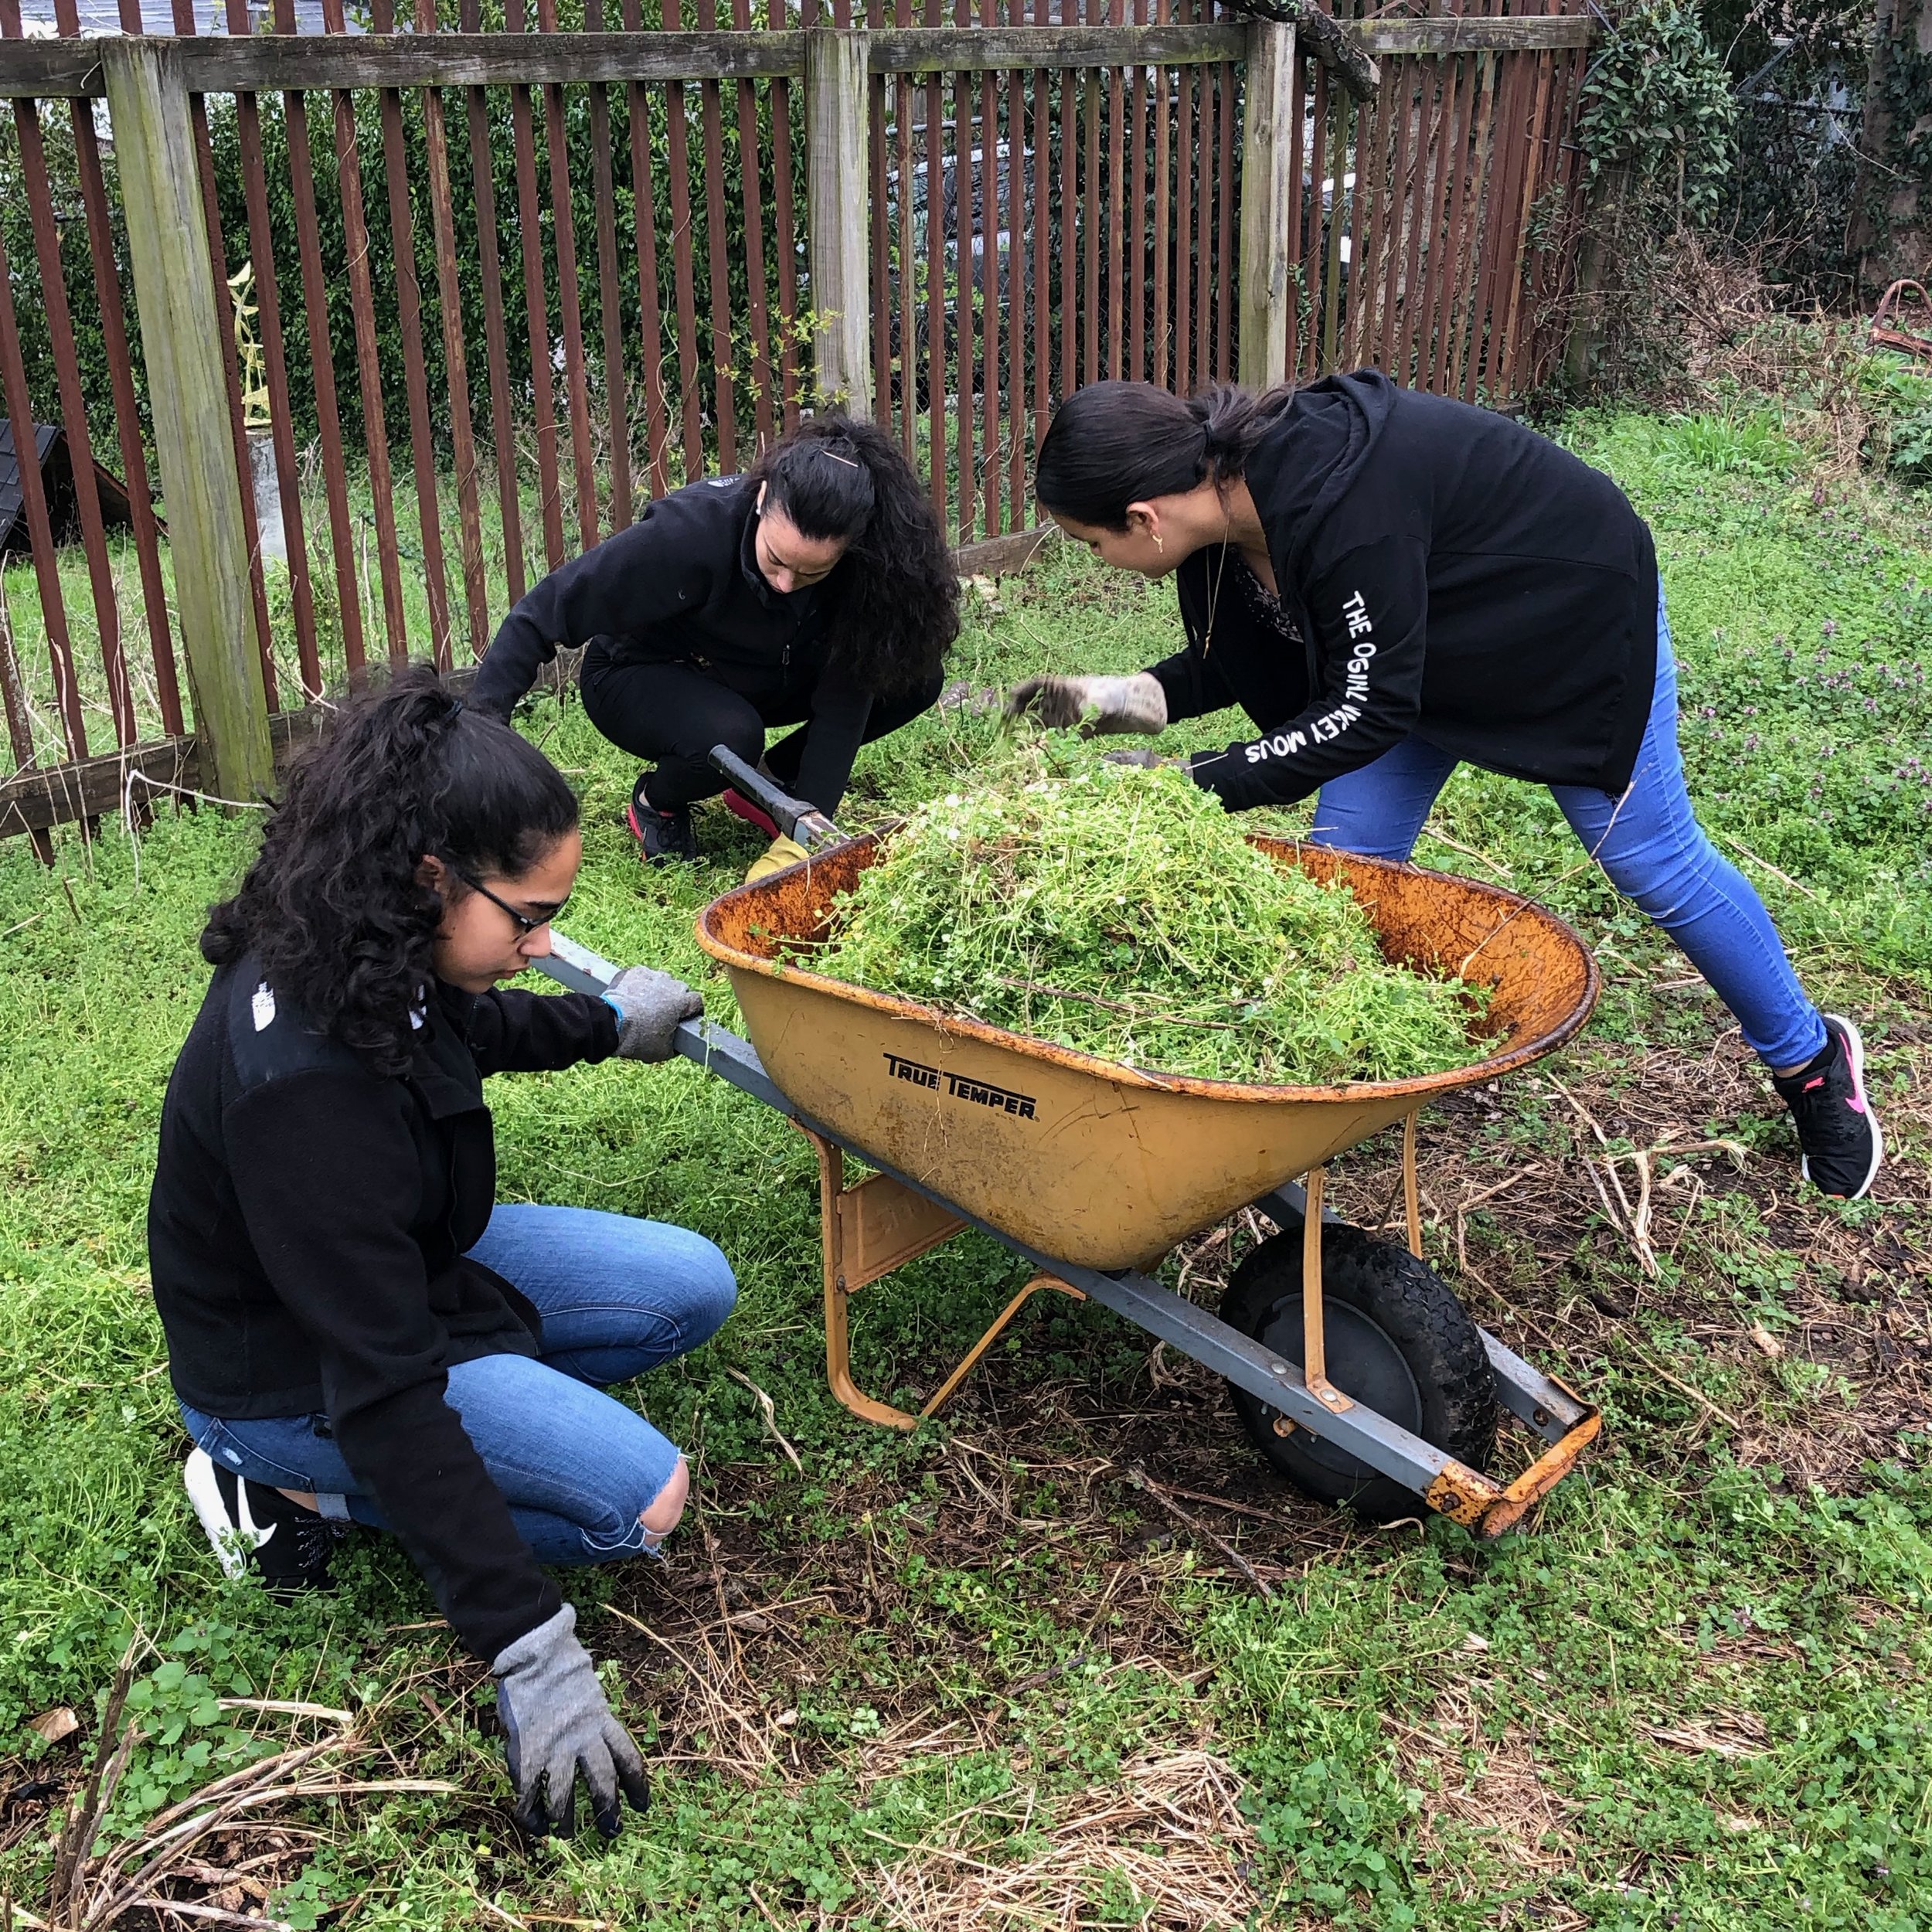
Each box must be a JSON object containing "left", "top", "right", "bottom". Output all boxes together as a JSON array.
[
  {"left": 1011, "top": 373, "right": 1883, "bottom": 1202},
  {"left": 149, "top": 670, "right": 733, "bottom": 1837},
  {"left": 469, "top": 413, "right": 960, "bottom": 882}
]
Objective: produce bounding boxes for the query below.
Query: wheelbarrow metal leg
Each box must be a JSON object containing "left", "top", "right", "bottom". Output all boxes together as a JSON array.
[{"left": 1299, "top": 1166, "right": 1353, "bottom": 1417}]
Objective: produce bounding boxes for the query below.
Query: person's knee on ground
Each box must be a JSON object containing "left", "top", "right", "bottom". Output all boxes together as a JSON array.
[{"left": 638, "top": 1455, "right": 690, "bottom": 1549}]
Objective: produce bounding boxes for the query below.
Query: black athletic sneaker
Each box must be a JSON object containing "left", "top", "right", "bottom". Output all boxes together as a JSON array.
[
  {"left": 624, "top": 787, "right": 696, "bottom": 865},
  {"left": 184, "top": 1447, "right": 336, "bottom": 1594},
  {"left": 1772, "top": 1014, "right": 1884, "bottom": 1201}
]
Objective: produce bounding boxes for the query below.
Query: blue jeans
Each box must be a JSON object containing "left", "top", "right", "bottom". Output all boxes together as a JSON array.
[
  {"left": 179, "top": 1206, "right": 737, "bottom": 1566},
  {"left": 1308, "top": 598, "right": 1828, "bottom": 1073}
]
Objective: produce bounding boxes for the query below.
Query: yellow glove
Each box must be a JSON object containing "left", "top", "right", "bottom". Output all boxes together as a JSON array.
[{"left": 746, "top": 834, "right": 810, "bottom": 883}]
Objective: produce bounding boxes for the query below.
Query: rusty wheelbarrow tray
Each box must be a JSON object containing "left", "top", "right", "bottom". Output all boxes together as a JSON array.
[{"left": 544, "top": 835, "right": 1603, "bottom": 1538}]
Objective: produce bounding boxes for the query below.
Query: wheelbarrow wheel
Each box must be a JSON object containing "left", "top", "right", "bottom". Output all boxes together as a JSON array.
[{"left": 1220, "top": 1220, "right": 1495, "bottom": 1522}]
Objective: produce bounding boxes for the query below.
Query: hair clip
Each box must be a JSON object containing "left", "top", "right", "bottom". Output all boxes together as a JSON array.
[{"left": 822, "top": 451, "right": 862, "bottom": 468}]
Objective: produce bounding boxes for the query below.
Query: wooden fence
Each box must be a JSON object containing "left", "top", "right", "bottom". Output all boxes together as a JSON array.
[{"left": 0, "top": 2, "right": 1594, "bottom": 843}]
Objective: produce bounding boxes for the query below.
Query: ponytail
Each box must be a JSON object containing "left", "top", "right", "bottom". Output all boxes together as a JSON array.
[
  {"left": 1034, "top": 379, "right": 1294, "bottom": 530},
  {"left": 750, "top": 413, "right": 960, "bottom": 698},
  {"left": 202, "top": 665, "right": 580, "bottom": 1074}
]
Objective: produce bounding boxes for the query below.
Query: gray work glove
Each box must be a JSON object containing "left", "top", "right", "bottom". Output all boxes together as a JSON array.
[
  {"left": 1004, "top": 672, "right": 1168, "bottom": 736},
  {"left": 601, "top": 965, "right": 703, "bottom": 1062},
  {"left": 493, "top": 1604, "right": 651, "bottom": 1838}
]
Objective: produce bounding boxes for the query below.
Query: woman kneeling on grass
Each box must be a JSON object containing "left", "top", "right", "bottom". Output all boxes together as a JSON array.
[
  {"left": 148, "top": 668, "right": 733, "bottom": 1838},
  {"left": 470, "top": 413, "right": 960, "bottom": 881},
  {"left": 1012, "top": 374, "right": 1883, "bottom": 1202}
]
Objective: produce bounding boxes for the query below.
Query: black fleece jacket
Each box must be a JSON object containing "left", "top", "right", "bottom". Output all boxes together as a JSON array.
[
  {"left": 469, "top": 476, "right": 874, "bottom": 814},
  {"left": 1144, "top": 371, "right": 1660, "bottom": 811},
  {"left": 148, "top": 957, "right": 621, "bottom": 1662}
]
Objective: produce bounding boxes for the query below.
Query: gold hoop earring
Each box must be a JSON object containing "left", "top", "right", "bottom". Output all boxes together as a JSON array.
[{"left": 1153, "top": 532, "right": 1165, "bottom": 553}]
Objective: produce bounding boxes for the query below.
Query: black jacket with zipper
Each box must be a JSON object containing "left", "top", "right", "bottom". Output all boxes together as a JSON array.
[
  {"left": 148, "top": 956, "right": 621, "bottom": 1662},
  {"left": 469, "top": 475, "right": 873, "bottom": 814},
  {"left": 1143, "top": 371, "right": 1661, "bottom": 811}
]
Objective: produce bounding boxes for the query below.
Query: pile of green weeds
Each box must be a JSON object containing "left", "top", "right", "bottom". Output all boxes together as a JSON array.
[{"left": 798, "top": 743, "right": 1489, "bottom": 1084}]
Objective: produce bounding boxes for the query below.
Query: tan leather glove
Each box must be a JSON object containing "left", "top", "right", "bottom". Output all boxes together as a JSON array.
[
  {"left": 1004, "top": 672, "right": 1169, "bottom": 736},
  {"left": 746, "top": 834, "right": 810, "bottom": 883}
]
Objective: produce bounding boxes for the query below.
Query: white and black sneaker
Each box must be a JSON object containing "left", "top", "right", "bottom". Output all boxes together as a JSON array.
[
  {"left": 183, "top": 1447, "right": 337, "bottom": 1594},
  {"left": 1772, "top": 1014, "right": 1885, "bottom": 1201}
]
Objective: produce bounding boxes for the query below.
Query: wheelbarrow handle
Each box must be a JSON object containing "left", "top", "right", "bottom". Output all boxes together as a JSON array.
[{"left": 706, "top": 743, "right": 842, "bottom": 851}]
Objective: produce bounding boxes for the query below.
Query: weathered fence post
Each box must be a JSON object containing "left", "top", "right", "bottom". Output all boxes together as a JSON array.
[
  {"left": 101, "top": 39, "right": 274, "bottom": 805},
  {"left": 805, "top": 26, "right": 873, "bottom": 418},
  {"left": 1238, "top": 18, "right": 1297, "bottom": 391}
]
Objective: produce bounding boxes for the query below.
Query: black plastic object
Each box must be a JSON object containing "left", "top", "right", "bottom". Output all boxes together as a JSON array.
[
  {"left": 706, "top": 744, "right": 842, "bottom": 851},
  {"left": 1220, "top": 1221, "right": 1495, "bottom": 1521}
]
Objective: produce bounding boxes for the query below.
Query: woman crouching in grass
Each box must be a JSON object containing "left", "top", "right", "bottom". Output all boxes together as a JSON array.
[{"left": 148, "top": 668, "right": 733, "bottom": 1838}]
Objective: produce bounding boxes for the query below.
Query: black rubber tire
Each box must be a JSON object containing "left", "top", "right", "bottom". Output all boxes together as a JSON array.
[{"left": 1220, "top": 1220, "right": 1496, "bottom": 1522}]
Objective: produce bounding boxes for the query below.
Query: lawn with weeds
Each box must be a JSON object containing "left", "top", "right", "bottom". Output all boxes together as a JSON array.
[{"left": 1, "top": 385, "right": 1929, "bottom": 1929}]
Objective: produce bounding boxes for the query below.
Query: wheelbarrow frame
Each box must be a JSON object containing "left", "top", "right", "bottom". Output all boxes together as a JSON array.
[{"left": 543, "top": 934, "right": 1599, "bottom": 1539}]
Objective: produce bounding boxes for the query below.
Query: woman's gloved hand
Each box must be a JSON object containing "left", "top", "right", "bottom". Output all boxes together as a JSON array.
[
  {"left": 746, "top": 835, "right": 810, "bottom": 883},
  {"left": 1003, "top": 672, "right": 1168, "bottom": 736},
  {"left": 492, "top": 1604, "right": 651, "bottom": 1838},
  {"left": 602, "top": 966, "right": 703, "bottom": 1061}
]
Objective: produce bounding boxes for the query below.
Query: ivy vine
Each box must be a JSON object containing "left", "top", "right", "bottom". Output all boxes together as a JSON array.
[{"left": 1577, "top": 1, "right": 1739, "bottom": 228}]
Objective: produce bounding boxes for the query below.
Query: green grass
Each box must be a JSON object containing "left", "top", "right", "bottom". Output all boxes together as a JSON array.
[{"left": 1, "top": 384, "right": 1929, "bottom": 1929}]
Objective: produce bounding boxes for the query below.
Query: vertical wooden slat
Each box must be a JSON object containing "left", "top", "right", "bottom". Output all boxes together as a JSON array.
[
  {"left": 1375, "top": 55, "right": 1413, "bottom": 378},
  {"left": 1391, "top": 56, "right": 1440, "bottom": 389},
  {"left": 1464, "top": 51, "right": 1525, "bottom": 401},
  {"left": 1032, "top": 0, "right": 1050, "bottom": 435},
  {"left": 585, "top": 0, "right": 634, "bottom": 527},
  {"left": 1444, "top": 55, "right": 1501, "bottom": 396},
  {"left": 1297, "top": 63, "right": 1324, "bottom": 376},
  {"left": 281, "top": 2, "right": 368, "bottom": 680},
  {"left": 735, "top": 0, "right": 777, "bottom": 445},
  {"left": 1005, "top": 36, "right": 1027, "bottom": 514},
  {"left": 661, "top": 6, "right": 706, "bottom": 477},
  {"left": 1282, "top": 47, "right": 1305, "bottom": 379},
  {"left": 1172, "top": 63, "right": 1192, "bottom": 389},
  {"left": 868, "top": 4, "right": 893, "bottom": 430},
  {"left": 1437, "top": 53, "right": 1492, "bottom": 394},
  {"left": 895, "top": 25, "right": 917, "bottom": 456},
  {"left": 1081, "top": 22, "right": 1100, "bottom": 386},
  {"left": 0, "top": 213, "right": 87, "bottom": 761},
  {"left": 952, "top": 40, "right": 975, "bottom": 539},
  {"left": 1215, "top": 53, "right": 1234, "bottom": 380},
  {"left": 1317, "top": 87, "right": 1348, "bottom": 372},
  {"left": 219, "top": 0, "right": 319, "bottom": 700},
  {"left": 1515, "top": 45, "right": 1585, "bottom": 393},
  {"left": 1343, "top": 60, "right": 1389, "bottom": 369},
  {"left": 322, "top": 0, "right": 409, "bottom": 664},
  {"left": 506, "top": 0, "right": 566, "bottom": 571},
  {"left": 1404, "top": 54, "right": 1454, "bottom": 391},
  {"left": 368, "top": 0, "right": 454, "bottom": 671},
  {"left": 417, "top": 0, "right": 491, "bottom": 662},
  {"left": 923, "top": 0, "right": 947, "bottom": 519},
  {"left": 1105, "top": 7, "right": 1124, "bottom": 381},
  {"left": 174, "top": 0, "right": 278, "bottom": 709},
  {"left": 771, "top": 0, "right": 803, "bottom": 434},
  {"left": 620, "top": 0, "right": 672, "bottom": 495},
  {"left": 696, "top": 0, "right": 738, "bottom": 469},
  {"left": 1057, "top": 2, "right": 1076, "bottom": 399},
  {"left": 1127, "top": 0, "right": 1147, "bottom": 379},
  {"left": 50, "top": 0, "right": 179, "bottom": 735},
  {"left": 1151, "top": 3, "right": 1169, "bottom": 387},
  {"left": 2, "top": 80, "right": 131, "bottom": 743},
  {"left": 533, "top": 0, "right": 600, "bottom": 547},
  {"left": 1495, "top": 49, "right": 1559, "bottom": 401},
  {"left": 463, "top": 0, "right": 528, "bottom": 605},
  {"left": 981, "top": 0, "right": 1003, "bottom": 535},
  {"left": 1193, "top": 50, "right": 1214, "bottom": 389}
]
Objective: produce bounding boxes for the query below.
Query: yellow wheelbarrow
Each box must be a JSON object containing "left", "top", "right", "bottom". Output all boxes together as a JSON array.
[{"left": 544, "top": 777, "right": 1603, "bottom": 1537}]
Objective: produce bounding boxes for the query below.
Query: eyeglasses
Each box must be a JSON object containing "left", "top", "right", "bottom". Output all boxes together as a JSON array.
[{"left": 453, "top": 867, "right": 567, "bottom": 938}]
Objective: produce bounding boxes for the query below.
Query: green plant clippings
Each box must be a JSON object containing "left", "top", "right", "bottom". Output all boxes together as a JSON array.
[{"left": 792, "top": 740, "right": 1492, "bottom": 1086}]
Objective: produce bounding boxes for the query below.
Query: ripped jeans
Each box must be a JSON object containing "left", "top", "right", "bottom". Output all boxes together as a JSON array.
[{"left": 178, "top": 1204, "right": 736, "bottom": 1566}]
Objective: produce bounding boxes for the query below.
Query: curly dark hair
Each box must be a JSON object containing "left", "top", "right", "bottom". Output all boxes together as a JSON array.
[
  {"left": 749, "top": 413, "right": 960, "bottom": 696},
  {"left": 202, "top": 667, "right": 580, "bottom": 1076}
]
